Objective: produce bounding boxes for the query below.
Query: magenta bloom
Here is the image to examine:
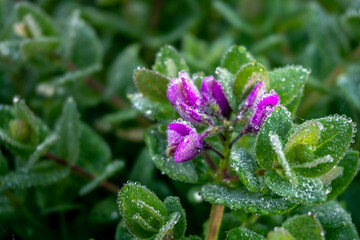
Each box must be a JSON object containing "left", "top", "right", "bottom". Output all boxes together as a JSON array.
[
  {"left": 201, "top": 76, "right": 231, "bottom": 118},
  {"left": 167, "top": 71, "right": 205, "bottom": 124},
  {"left": 243, "top": 81, "right": 266, "bottom": 111},
  {"left": 245, "top": 90, "right": 279, "bottom": 133},
  {"left": 166, "top": 121, "right": 203, "bottom": 162}
]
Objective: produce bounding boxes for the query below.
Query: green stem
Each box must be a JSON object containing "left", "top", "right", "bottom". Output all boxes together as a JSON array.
[
  {"left": 205, "top": 132, "right": 232, "bottom": 240},
  {"left": 218, "top": 132, "right": 231, "bottom": 180},
  {"left": 205, "top": 204, "right": 225, "bottom": 240}
]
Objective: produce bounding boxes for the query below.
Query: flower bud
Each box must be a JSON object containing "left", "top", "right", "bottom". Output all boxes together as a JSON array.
[
  {"left": 166, "top": 121, "right": 203, "bottom": 163},
  {"left": 201, "top": 76, "right": 231, "bottom": 118},
  {"left": 245, "top": 91, "right": 279, "bottom": 133},
  {"left": 167, "top": 71, "right": 205, "bottom": 124},
  {"left": 243, "top": 81, "right": 266, "bottom": 111},
  {"left": 9, "top": 119, "right": 31, "bottom": 142}
]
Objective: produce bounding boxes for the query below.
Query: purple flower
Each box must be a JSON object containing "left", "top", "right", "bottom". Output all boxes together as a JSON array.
[
  {"left": 166, "top": 121, "right": 203, "bottom": 162},
  {"left": 245, "top": 90, "right": 279, "bottom": 133},
  {"left": 201, "top": 76, "right": 231, "bottom": 118},
  {"left": 167, "top": 71, "right": 205, "bottom": 124},
  {"left": 237, "top": 81, "right": 266, "bottom": 117},
  {"left": 243, "top": 81, "right": 266, "bottom": 111}
]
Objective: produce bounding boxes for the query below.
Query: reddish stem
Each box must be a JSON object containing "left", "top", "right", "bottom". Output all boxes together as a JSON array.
[{"left": 45, "top": 152, "right": 120, "bottom": 193}]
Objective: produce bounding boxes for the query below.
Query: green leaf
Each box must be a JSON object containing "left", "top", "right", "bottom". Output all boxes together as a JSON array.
[
  {"left": 89, "top": 197, "right": 120, "bottom": 223},
  {"left": 153, "top": 45, "right": 189, "bottom": 78},
  {"left": 52, "top": 64, "right": 101, "bottom": 86},
  {"left": 129, "top": 149, "right": 155, "bottom": 184},
  {"left": 295, "top": 201, "right": 352, "bottom": 229},
  {"left": 319, "top": 166, "right": 343, "bottom": 185},
  {"left": 77, "top": 123, "right": 112, "bottom": 175},
  {"left": 295, "top": 115, "right": 355, "bottom": 177},
  {"left": 79, "top": 160, "right": 125, "bottom": 195},
  {"left": 21, "top": 37, "right": 59, "bottom": 59},
  {"left": 264, "top": 170, "right": 327, "bottom": 204},
  {"left": 0, "top": 41, "right": 22, "bottom": 62},
  {"left": 0, "top": 100, "right": 49, "bottom": 156},
  {"left": 55, "top": 98, "right": 80, "bottom": 165},
  {"left": 341, "top": 9, "right": 360, "bottom": 41},
  {"left": 327, "top": 150, "right": 359, "bottom": 200},
  {"left": 98, "top": 109, "right": 139, "bottom": 128},
  {"left": 164, "top": 196, "right": 186, "bottom": 239},
  {"left": 285, "top": 90, "right": 303, "bottom": 114},
  {"left": 62, "top": 11, "right": 102, "bottom": 69},
  {"left": 134, "top": 69, "right": 170, "bottom": 103},
  {"left": 269, "top": 133, "right": 298, "bottom": 186},
  {"left": 213, "top": 1, "right": 253, "bottom": 35},
  {"left": 118, "top": 182, "right": 167, "bottom": 239},
  {"left": 0, "top": 127, "right": 34, "bottom": 153},
  {"left": 144, "top": 127, "right": 199, "bottom": 183},
  {"left": 106, "top": 44, "right": 144, "bottom": 99},
  {"left": 326, "top": 222, "right": 359, "bottom": 240},
  {"left": 255, "top": 106, "right": 293, "bottom": 169},
  {"left": 216, "top": 67, "right": 236, "bottom": 111},
  {"left": 233, "top": 61, "right": 269, "bottom": 101},
  {"left": 226, "top": 227, "right": 265, "bottom": 240},
  {"left": 128, "top": 93, "right": 175, "bottom": 121},
  {"left": 230, "top": 146, "right": 266, "bottom": 192},
  {"left": 115, "top": 220, "right": 138, "bottom": 240},
  {"left": 200, "top": 184, "right": 297, "bottom": 215},
  {"left": 154, "top": 212, "right": 181, "bottom": 240},
  {"left": 221, "top": 46, "right": 254, "bottom": 74},
  {"left": 284, "top": 121, "right": 322, "bottom": 165},
  {"left": 282, "top": 214, "right": 325, "bottom": 240},
  {"left": 269, "top": 66, "right": 309, "bottom": 106},
  {"left": 337, "top": 64, "right": 360, "bottom": 111},
  {"left": 0, "top": 162, "right": 70, "bottom": 191},
  {"left": 267, "top": 228, "right": 294, "bottom": 240},
  {"left": 27, "top": 133, "right": 58, "bottom": 169},
  {"left": 16, "top": 2, "right": 58, "bottom": 37},
  {"left": 0, "top": 105, "right": 14, "bottom": 129}
]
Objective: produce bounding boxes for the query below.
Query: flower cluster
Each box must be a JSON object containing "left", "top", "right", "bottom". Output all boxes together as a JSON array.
[{"left": 166, "top": 71, "right": 279, "bottom": 162}]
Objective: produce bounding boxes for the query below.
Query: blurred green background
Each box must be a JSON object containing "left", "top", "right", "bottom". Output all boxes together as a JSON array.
[{"left": 0, "top": 0, "right": 359, "bottom": 239}]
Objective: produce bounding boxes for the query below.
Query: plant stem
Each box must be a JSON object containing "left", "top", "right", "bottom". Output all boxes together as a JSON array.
[
  {"left": 229, "top": 129, "right": 245, "bottom": 148},
  {"left": 219, "top": 132, "right": 232, "bottom": 180},
  {"left": 45, "top": 152, "right": 120, "bottom": 193},
  {"left": 205, "top": 132, "right": 232, "bottom": 240},
  {"left": 205, "top": 204, "right": 225, "bottom": 240},
  {"left": 203, "top": 152, "right": 218, "bottom": 173}
]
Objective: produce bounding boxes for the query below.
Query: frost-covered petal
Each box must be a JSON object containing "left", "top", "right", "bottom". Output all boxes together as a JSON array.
[
  {"left": 201, "top": 76, "right": 231, "bottom": 118},
  {"left": 173, "top": 132, "right": 203, "bottom": 162},
  {"left": 176, "top": 102, "right": 204, "bottom": 125},
  {"left": 243, "top": 81, "right": 266, "bottom": 111},
  {"left": 166, "top": 121, "right": 195, "bottom": 156},
  {"left": 247, "top": 92, "right": 279, "bottom": 132},
  {"left": 167, "top": 71, "right": 203, "bottom": 108},
  {"left": 167, "top": 78, "right": 187, "bottom": 107},
  {"left": 180, "top": 71, "right": 203, "bottom": 107},
  {"left": 167, "top": 121, "right": 193, "bottom": 136}
]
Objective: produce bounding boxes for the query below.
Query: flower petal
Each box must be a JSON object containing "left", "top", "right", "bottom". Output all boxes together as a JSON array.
[
  {"left": 201, "top": 76, "right": 231, "bottom": 118},
  {"left": 174, "top": 132, "right": 203, "bottom": 162},
  {"left": 176, "top": 102, "right": 204, "bottom": 124}
]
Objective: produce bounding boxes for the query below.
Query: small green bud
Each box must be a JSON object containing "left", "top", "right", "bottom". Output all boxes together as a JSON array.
[
  {"left": 13, "top": 22, "right": 31, "bottom": 38},
  {"left": 9, "top": 119, "right": 31, "bottom": 142}
]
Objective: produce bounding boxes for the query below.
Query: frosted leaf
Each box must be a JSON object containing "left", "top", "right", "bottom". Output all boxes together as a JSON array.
[
  {"left": 264, "top": 170, "right": 327, "bottom": 204},
  {"left": 200, "top": 184, "right": 297, "bottom": 215}
]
